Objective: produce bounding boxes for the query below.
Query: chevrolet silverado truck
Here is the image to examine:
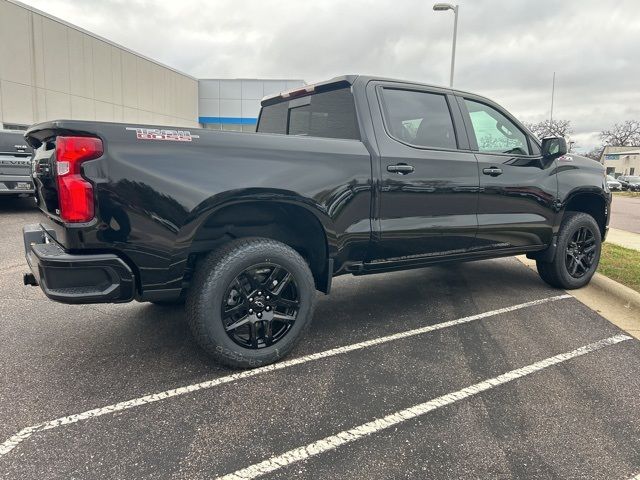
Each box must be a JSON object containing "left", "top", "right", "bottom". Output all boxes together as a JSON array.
[
  {"left": 0, "top": 129, "right": 34, "bottom": 196},
  {"left": 22, "top": 75, "right": 610, "bottom": 368}
]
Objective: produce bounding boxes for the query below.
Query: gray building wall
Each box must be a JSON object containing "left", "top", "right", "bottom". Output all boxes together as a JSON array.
[
  {"left": 0, "top": 0, "right": 198, "bottom": 130},
  {"left": 199, "top": 79, "right": 305, "bottom": 132}
]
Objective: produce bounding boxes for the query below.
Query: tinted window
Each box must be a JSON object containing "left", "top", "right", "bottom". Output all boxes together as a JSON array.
[
  {"left": 380, "top": 89, "right": 457, "bottom": 149},
  {"left": 257, "top": 102, "right": 288, "bottom": 135},
  {"left": 257, "top": 87, "right": 360, "bottom": 140},
  {"left": 464, "top": 99, "right": 530, "bottom": 155}
]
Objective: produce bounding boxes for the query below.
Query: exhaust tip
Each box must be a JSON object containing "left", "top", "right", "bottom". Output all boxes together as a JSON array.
[{"left": 23, "top": 273, "right": 38, "bottom": 286}]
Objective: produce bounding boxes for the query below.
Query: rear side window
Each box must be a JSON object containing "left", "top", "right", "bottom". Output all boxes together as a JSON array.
[
  {"left": 257, "top": 87, "right": 360, "bottom": 140},
  {"left": 464, "top": 99, "right": 530, "bottom": 155},
  {"left": 257, "top": 102, "right": 288, "bottom": 135},
  {"left": 380, "top": 88, "right": 457, "bottom": 149}
]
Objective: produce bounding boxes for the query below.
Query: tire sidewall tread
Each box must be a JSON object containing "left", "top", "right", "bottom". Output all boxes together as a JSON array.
[
  {"left": 186, "top": 237, "right": 316, "bottom": 368},
  {"left": 536, "top": 212, "right": 602, "bottom": 289}
]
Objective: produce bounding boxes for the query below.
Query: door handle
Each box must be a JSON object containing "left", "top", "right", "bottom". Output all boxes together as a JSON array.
[
  {"left": 482, "top": 166, "right": 503, "bottom": 176},
  {"left": 387, "top": 163, "right": 415, "bottom": 175}
]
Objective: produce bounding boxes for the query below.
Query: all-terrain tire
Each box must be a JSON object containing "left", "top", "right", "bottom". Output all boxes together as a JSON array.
[
  {"left": 536, "top": 212, "right": 602, "bottom": 289},
  {"left": 186, "top": 237, "right": 316, "bottom": 368}
]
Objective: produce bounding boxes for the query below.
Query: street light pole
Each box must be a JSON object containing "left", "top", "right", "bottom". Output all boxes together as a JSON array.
[{"left": 433, "top": 3, "right": 459, "bottom": 87}]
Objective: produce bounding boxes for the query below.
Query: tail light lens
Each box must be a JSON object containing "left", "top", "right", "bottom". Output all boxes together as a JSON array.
[{"left": 55, "top": 136, "right": 103, "bottom": 223}]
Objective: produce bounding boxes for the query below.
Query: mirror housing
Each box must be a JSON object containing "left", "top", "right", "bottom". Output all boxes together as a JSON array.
[{"left": 541, "top": 136, "right": 568, "bottom": 159}]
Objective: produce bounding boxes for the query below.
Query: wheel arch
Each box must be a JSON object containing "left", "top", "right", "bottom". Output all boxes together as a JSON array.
[
  {"left": 181, "top": 193, "right": 335, "bottom": 293},
  {"left": 560, "top": 188, "right": 609, "bottom": 238}
]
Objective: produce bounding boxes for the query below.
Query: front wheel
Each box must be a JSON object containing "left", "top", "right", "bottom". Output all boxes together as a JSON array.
[
  {"left": 186, "top": 238, "right": 316, "bottom": 368},
  {"left": 536, "top": 212, "right": 602, "bottom": 289}
]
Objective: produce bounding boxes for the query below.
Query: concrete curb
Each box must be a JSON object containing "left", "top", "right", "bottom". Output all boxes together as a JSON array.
[{"left": 588, "top": 271, "right": 640, "bottom": 310}]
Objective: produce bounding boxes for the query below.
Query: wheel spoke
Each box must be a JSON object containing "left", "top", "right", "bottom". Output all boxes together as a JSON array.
[
  {"left": 225, "top": 315, "right": 250, "bottom": 332},
  {"left": 578, "top": 256, "right": 587, "bottom": 269},
  {"left": 224, "top": 302, "right": 245, "bottom": 316},
  {"left": 263, "top": 266, "right": 283, "bottom": 287},
  {"left": 231, "top": 278, "right": 248, "bottom": 300},
  {"left": 271, "top": 272, "right": 292, "bottom": 296},
  {"left": 249, "top": 321, "right": 259, "bottom": 348},
  {"left": 239, "top": 271, "right": 261, "bottom": 296},
  {"left": 273, "top": 312, "right": 296, "bottom": 324},
  {"left": 275, "top": 297, "right": 299, "bottom": 309},
  {"left": 263, "top": 320, "right": 273, "bottom": 346}
]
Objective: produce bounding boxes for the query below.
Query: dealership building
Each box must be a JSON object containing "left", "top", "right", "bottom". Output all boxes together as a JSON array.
[
  {"left": 601, "top": 146, "right": 640, "bottom": 177},
  {"left": 0, "top": 0, "right": 303, "bottom": 132}
]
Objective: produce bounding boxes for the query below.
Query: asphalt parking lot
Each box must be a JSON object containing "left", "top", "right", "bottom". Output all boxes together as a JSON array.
[
  {"left": 611, "top": 195, "right": 640, "bottom": 234},
  {"left": 1, "top": 197, "right": 640, "bottom": 480}
]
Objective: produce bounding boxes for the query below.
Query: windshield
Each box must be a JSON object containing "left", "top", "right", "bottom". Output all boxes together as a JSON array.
[
  {"left": 607, "top": 176, "right": 617, "bottom": 181},
  {"left": 627, "top": 176, "right": 640, "bottom": 184}
]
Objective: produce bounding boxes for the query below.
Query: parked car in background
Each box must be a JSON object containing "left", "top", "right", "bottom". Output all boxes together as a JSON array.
[
  {"left": 0, "top": 130, "right": 34, "bottom": 197},
  {"left": 618, "top": 175, "right": 640, "bottom": 191},
  {"left": 617, "top": 176, "right": 631, "bottom": 190},
  {"left": 606, "top": 175, "right": 622, "bottom": 191}
]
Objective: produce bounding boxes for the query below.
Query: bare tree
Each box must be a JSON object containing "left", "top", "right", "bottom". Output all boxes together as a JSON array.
[
  {"left": 600, "top": 120, "right": 640, "bottom": 146},
  {"left": 584, "top": 146, "right": 604, "bottom": 162},
  {"left": 524, "top": 119, "right": 574, "bottom": 139}
]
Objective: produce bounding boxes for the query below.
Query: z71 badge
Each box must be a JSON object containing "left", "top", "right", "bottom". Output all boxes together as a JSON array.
[{"left": 126, "top": 127, "right": 199, "bottom": 142}]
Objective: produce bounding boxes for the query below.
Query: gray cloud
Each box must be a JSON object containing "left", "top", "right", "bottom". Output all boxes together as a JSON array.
[{"left": 22, "top": 0, "right": 640, "bottom": 151}]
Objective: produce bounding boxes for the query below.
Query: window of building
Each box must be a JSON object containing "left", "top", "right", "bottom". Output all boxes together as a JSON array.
[
  {"left": 464, "top": 99, "right": 529, "bottom": 155},
  {"left": 380, "top": 89, "right": 457, "bottom": 149}
]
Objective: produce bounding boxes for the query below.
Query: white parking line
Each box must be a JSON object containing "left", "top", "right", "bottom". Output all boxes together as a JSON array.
[
  {"left": 0, "top": 294, "right": 571, "bottom": 457},
  {"left": 216, "top": 334, "right": 632, "bottom": 480}
]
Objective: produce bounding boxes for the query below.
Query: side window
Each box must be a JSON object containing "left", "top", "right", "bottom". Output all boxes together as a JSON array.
[
  {"left": 257, "top": 87, "right": 360, "bottom": 140},
  {"left": 287, "top": 88, "right": 360, "bottom": 140},
  {"left": 464, "top": 99, "right": 530, "bottom": 155},
  {"left": 257, "top": 102, "right": 288, "bottom": 135},
  {"left": 380, "top": 89, "right": 457, "bottom": 149}
]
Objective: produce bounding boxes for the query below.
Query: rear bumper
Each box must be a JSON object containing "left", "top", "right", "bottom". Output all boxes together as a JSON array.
[
  {"left": 0, "top": 174, "right": 34, "bottom": 195},
  {"left": 23, "top": 224, "right": 135, "bottom": 304}
]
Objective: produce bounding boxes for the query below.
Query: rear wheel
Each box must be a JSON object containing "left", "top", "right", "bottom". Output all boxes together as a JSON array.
[
  {"left": 186, "top": 237, "right": 316, "bottom": 368},
  {"left": 536, "top": 212, "right": 601, "bottom": 289}
]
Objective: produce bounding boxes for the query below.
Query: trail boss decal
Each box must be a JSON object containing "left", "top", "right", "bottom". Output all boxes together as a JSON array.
[{"left": 126, "top": 127, "right": 199, "bottom": 142}]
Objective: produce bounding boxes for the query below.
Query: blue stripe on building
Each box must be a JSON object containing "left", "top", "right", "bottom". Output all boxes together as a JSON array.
[{"left": 199, "top": 117, "right": 258, "bottom": 125}]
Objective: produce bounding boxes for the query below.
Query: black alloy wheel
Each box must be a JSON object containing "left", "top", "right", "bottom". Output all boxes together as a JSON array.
[
  {"left": 222, "top": 264, "right": 299, "bottom": 349},
  {"left": 186, "top": 237, "right": 316, "bottom": 368},
  {"left": 564, "top": 226, "right": 597, "bottom": 279},
  {"left": 536, "top": 211, "right": 602, "bottom": 290}
]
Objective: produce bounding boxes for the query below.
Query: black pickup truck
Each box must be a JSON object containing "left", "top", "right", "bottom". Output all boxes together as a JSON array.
[{"left": 22, "top": 75, "right": 610, "bottom": 368}]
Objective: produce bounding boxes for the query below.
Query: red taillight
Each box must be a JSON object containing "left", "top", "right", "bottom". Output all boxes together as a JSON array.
[{"left": 55, "top": 136, "right": 103, "bottom": 223}]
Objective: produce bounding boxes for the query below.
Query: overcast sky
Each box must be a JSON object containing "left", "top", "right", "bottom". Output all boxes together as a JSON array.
[{"left": 21, "top": 0, "right": 640, "bottom": 151}]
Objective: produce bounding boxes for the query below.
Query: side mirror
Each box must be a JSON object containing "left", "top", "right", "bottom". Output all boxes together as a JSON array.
[{"left": 541, "top": 136, "right": 568, "bottom": 159}]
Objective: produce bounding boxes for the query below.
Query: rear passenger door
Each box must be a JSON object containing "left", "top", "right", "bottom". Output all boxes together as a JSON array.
[
  {"left": 458, "top": 96, "right": 558, "bottom": 250},
  {"left": 368, "top": 82, "right": 480, "bottom": 260}
]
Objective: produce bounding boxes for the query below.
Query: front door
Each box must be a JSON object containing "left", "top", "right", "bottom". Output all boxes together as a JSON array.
[
  {"left": 459, "top": 97, "right": 558, "bottom": 250},
  {"left": 368, "top": 83, "right": 480, "bottom": 261}
]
